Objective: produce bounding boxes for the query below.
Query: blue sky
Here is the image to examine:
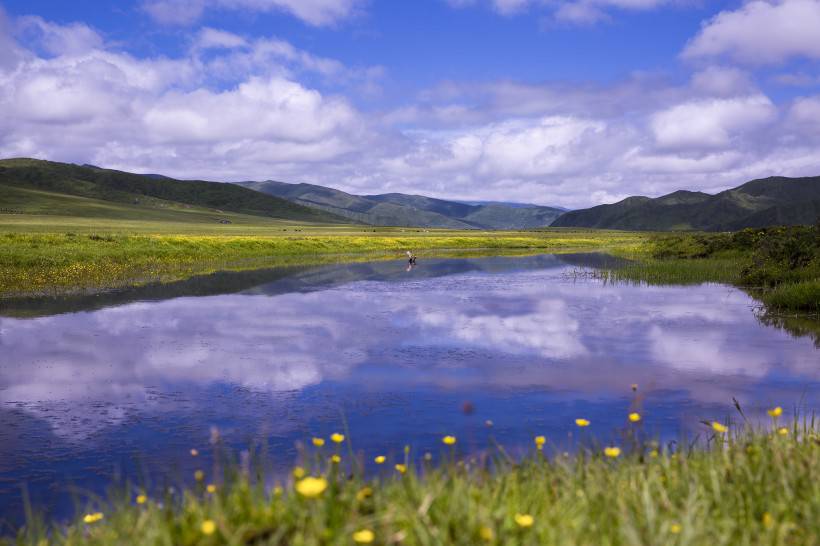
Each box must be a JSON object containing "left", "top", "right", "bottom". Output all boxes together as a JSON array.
[{"left": 1, "top": 0, "right": 820, "bottom": 207}]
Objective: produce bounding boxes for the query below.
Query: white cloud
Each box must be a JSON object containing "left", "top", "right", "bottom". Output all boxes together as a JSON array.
[
  {"left": 683, "top": 0, "right": 820, "bottom": 64},
  {"left": 650, "top": 95, "right": 777, "bottom": 150},
  {"left": 194, "top": 27, "right": 248, "bottom": 50},
  {"left": 143, "top": 0, "right": 365, "bottom": 26}
]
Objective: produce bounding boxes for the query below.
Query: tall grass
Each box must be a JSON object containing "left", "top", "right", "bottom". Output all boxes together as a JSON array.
[{"left": 6, "top": 415, "right": 818, "bottom": 546}]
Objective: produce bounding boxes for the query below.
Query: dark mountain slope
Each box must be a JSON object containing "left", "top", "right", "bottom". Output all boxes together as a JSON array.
[
  {"left": 551, "top": 176, "right": 820, "bottom": 231},
  {"left": 0, "top": 159, "right": 346, "bottom": 224}
]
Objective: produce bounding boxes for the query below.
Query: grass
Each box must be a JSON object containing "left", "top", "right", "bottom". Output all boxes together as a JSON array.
[
  {"left": 0, "top": 226, "right": 647, "bottom": 298},
  {"left": 6, "top": 416, "right": 818, "bottom": 546}
]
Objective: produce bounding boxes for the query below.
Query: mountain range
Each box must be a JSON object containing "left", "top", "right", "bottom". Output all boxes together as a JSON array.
[
  {"left": 237, "top": 180, "right": 565, "bottom": 229},
  {"left": 551, "top": 176, "right": 820, "bottom": 231},
  {"left": 1, "top": 158, "right": 818, "bottom": 231}
]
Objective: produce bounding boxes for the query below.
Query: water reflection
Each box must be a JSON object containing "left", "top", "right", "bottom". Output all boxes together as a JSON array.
[{"left": 0, "top": 253, "right": 817, "bottom": 524}]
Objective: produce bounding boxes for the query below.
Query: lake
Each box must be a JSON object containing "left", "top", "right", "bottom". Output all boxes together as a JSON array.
[{"left": 1, "top": 253, "right": 818, "bottom": 525}]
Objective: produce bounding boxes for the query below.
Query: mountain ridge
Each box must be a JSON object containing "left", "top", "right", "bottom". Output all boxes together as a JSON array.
[{"left": 550, "top": 175, "right": 820, "bottom": 231}]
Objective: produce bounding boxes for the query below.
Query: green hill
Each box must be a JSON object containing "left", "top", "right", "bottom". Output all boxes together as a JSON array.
[
  {"left": 551, "top": 176, "right": 820, "bottom": 231},
  {"left": 0, "top": 159, "right": 347, "bottom": 225},
  {"left": 239, "top": 181, "right": 564, "bottom": 230}
]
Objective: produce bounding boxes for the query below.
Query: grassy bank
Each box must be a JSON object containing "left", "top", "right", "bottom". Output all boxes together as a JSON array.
[
  {"left": 605, "top": 225, "right": 820, "bottom": 314},
  {"left": 7, "top": 417, "right": 818, "bottom": 546},
  {"left": 0, "top": 228, "right": 646, "bottom": 298}
]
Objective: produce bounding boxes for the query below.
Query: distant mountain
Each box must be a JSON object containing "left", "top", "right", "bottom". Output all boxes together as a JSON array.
[
  {"left": 239, "top": 181, "right": 565, "bottom": 230},
  {"left": 0, "top": 159, "right": 346, "bottom": 224},
  {"left": 551, "top": 176, "right": 820, "bottom": 231}
]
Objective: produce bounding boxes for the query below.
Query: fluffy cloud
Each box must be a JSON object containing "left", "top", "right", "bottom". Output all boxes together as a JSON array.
[
  {"left": 143, "top": 0, "right": 365, "bottom": 26},
  {"left": 683, "top": 0, "right": 820, "bottom": 64},
  {"left": 650, "top": 95, "right": 777, "bottom": 150},
  {"left": 448, "top": 0, "right": 673, "bottom": 23}
]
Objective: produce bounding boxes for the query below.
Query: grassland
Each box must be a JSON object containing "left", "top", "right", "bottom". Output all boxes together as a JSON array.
[
  {"left": 0, "top": 213, "right": 647, "bottom": 298},
  {"left": 7, "top": 416, "right": 818, "bottom": 546}
]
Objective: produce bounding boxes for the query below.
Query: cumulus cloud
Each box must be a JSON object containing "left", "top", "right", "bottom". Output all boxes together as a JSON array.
[
  {"left": 683, "top": 0, "right": 820, "bottom": 64},
  {"left": 447, "top": 0, "right": 673, "bottom": 24},
  {"left": 143, "top": 0, "right": 365, "bottom": 26}
]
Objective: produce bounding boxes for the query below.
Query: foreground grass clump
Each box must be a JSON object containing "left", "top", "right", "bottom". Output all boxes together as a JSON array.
[{"left": 10, "top": 420, "right": 819, "bottom": 546}]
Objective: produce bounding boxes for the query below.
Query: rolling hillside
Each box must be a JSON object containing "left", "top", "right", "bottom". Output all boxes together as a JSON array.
[
  {"left": 551, "top": 176, "right": 820, "bottom": 231},
  {"left": 0, "top": 159, "right": 347, "bottom": 225},
  {"left": 239, "top": 180, "right": 564, "bottom": 229}
]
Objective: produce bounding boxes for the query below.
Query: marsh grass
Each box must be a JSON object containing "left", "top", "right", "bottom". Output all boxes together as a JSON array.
[
  {"left": 6, "top": 416, "right": 818, "bottom": 546},
  {"left": 0, "top": 230, "right": 647, "bottom": 298}
]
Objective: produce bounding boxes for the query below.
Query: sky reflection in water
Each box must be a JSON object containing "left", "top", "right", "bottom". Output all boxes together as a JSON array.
[{"left": 0, "top": 254, "right": 817, "bottom": 523}]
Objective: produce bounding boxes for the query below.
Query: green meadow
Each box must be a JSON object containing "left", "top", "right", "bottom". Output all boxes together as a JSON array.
[{"left": 7, "top": 415, "right": 819, "bottom": 546}]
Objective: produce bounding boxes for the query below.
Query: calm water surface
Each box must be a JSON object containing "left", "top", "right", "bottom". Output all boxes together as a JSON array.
[{"left": 0, "top": 253, "right": 818, "bottom": 525}]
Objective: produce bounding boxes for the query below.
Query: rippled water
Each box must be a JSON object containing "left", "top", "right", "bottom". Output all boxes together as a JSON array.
[{"left": 0, "top": 253, "right": 817, "bottom": 524}]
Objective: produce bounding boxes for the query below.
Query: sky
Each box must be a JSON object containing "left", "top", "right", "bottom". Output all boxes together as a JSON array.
[{"left": 1, "top": 0, "right": 820, "bottom": 208}]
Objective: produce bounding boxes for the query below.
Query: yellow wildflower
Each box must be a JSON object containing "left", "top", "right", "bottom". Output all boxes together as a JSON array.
[
  {"left": 295, "top": 477, "right": 328, "bottom": 498},
  {"left": 479, "top": 526, "right": 494, "bottom": 541},
  {"left": 712, "top": 422, "right": 729, "bottom": 434},
  {"left": 201, "top": 520, "right": 216, "bottom": 535},
  {"left": 443, "top": 435, "right": 457, "bottom": 445},
  {"left": 194, "top": 470, "right": 204, "bottom": 482},
  {"left": 777, "top": 427, "right": 788, "bottom": 436},
  {"left": 514, "top": 513, "right": 534, "bottom": 528},
  {"left": 331, "top": 454, "right": 341, "bottom": 464},
  {"left": 356, "top": 487, "right": 373, "bottom": 501},
  {"left": 670, "top": 523, "right": 682, "bottom": 534},
  {"left": 83, "top": 512, "right": 103, "bottom": 524},
  {"left": 330, "top": 433, "right": 345, "bottom": 444},
  {"left": 629, "top": 412, "right": 641, "bottom": 423},
  {"left": 293, "top": 466, "right": 306, "bottom": 479},
  {"left": 604, "top": 447, "right": 621, "bottom": 458},
  {"left": 136, "top": 494, "right": 147, "bottom": 505},
  {"left": 762, "top": 512, "right": 774, "bottom": 528},
  {"left": 575, "top": 418, "right": 590, "bottom": 427},
  {"left": 273, "top": 486, "right": 283, "bottom": 497},
  {"left": 395, "top": 464, "right": 407, "bottom": 474},
  {"left": 374, "top": 455, "right": 386, "bottom": 464},
  {"left": 206, "top": 484, "right": 217, "bottom": 494},
  {"left": 767, "top": 406, "right": 783, "bottom": 418},
  {"left": 650, "top": 449, "right": 659, "bottom": 458},
  {"left": 312, "top": 437, "right": 325, "bottom": 447},
  {"left": 534, "top": 435, "right": 546, "bottom": 450},
  {"left": 352, "top": 529, "right": 375, "bottom": 544}
]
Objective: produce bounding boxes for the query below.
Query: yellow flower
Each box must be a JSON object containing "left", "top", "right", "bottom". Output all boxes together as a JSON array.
[
  {"left": 201, "top": 520, "right": 216, "bottom": 535},
  {"left": 670, "top": 523, "right": 682, "bottom": 534},
  {"left": 575, "top": 418, "right": 590, "bottom": 427},
  {"left": 273, "top": 486, "right": 283, "bottom": 497},
  {"left": 374, "top": 455, "right": 386, "bottom": 464},
  {"left": 331, "top": 454, "right": 342, "bottom": 464},
  {"left": 330, "top": 433, "right": 345, "bottom": 444},
  {"left": 356, "top": 487, "right": 373, "bottom": 501},
  {"left": 762, "top": 512, "right": 774, "bottom": 528},
  {"left": 768, "top": 406, "right": 783, "bottom": 418},
  {"left": 650, "top": 449, "right": 659, "bottom": 458},
  {"left": 194, "top": 470, "right": 204, "bottom": 482},
  {"left": 604, "top": 446, "right": 621, "bottom": 458},
  {"left": 479, "top": 526, "right": 494, "bottom": 541},
  {"left": 352, "top": 529, "right": 375, "bottom": 544},
  {"left": 534, "top": 436, "right": 546, "bottom": 450},
  {"left": 293, "top": 466, "right": 306, "bottom": 479},
  {"left": 514, "top": 513, "right": 534, "bottom": 528},
  {"left": 442, "top": 435, "right": 457, "bottom": 445},
  {"left": 395, "top": 464, "right": 407, "bottom": 474},
  {"left": 312, "top": 437, "right": 325, "bottom": 447},
  {"left": 136, "top": 494, "right": 147, "bottom": 505},
  {"left": 712, "top": 422, "right": 729, "bottom": 434},
  {"left": 206, "top": 484, "right": 217, "bottom": 494},
  {"left": 295, "top": 476, "right": 328, "bottom": 498},
  {"left": 83, "top": 512, "right": 104, "bottom": 524},
  {"left": 190, "top": 448, "right": 199, "bottom": 457},
  {"left": 628, "top": 412, "right": 641, "bottom": 423},
  {"left": 777, "top": 427, "right": 789, "bottom": 436}
]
